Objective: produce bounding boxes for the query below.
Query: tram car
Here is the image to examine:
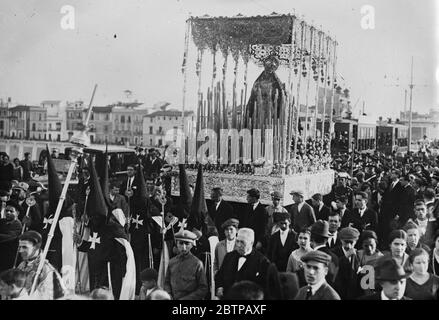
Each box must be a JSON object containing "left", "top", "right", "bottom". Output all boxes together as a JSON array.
[
  {"left": 376, "top": 122, "right": 409, "bottom": 155},
  {"left": 332, "top": 118, "right": 376, "bottom": 155},
  {"left": 332, "top": 118, "right": 409, "bottom": 156}
]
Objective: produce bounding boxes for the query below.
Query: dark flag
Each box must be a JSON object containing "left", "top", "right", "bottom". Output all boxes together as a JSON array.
[
  {"left": 187, "top": 164, "right": 215, "bottom": 257},
  {"left": 129, "top": 161, "right": 160, "bottom": 294},
  {"left": 177, "top": 163, "right": 193, "bottom": 220},
  {"left": 83, "top": 155, "right": 109, "bottom": 292},
  {"left": 95, "top": 145, "right": 110, "bottom": 210}
]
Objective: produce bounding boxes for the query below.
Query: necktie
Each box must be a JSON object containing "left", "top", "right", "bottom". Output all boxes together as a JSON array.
[{"left": 305, "top": 286, "right": 312, "bottom": 300}]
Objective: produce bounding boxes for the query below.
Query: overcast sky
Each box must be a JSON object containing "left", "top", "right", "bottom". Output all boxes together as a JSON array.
[{"left": 0, "top": 0, "right": 437, "bottom": 119}]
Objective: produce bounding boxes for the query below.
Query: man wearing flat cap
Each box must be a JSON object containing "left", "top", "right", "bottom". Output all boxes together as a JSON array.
[
  {"left": 294, "top": 251, "right": 341, "bottom": 300},
  {"left": 265, "top": 191, "right": 289, "bottom": 236},
  {"left": 358, "top": 255, "right": 411, "bottom": 300},
  {"left": 266, "top": 212, "right": 298, "bottom": 272},
  {"left": 288, "top": 190, "right": 316, "bottom": 233},
  {"left": 208, "top": 187, "right": 236, "bottom": 241},
  {"left": 17, "top": 231, "right": 67, "bottom": 299},
  {"left": 239, "top": 189, "right": 267, "bottom": 251},
  {"left": 164, "top": 230, "right": 208, "bottom": 300},
  {"left": 214, "top": 218, "right": 239, "bottom": 274},
  {"left": 333, "top": 226, "right": 363, "bottom": 299}
]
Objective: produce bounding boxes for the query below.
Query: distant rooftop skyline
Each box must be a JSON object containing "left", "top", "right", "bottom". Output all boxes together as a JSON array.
[{"left": 0, "top": 0, "right": 437, "bottom": 119}]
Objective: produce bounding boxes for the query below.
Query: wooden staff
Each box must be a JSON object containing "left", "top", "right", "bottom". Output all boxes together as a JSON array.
[
  {"left": 107, "top": 262, "right": 113, "bottom": 294},
  {"left": 30, "top": 152, "right": 79, "bottom": 295}
]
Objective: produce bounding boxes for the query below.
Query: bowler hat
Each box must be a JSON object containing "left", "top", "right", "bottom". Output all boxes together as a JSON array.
[
  {"left": 175, "top": 230, "right": 197, "bottom": 245},
  {"left": 375, "top": 255, "right": 410, "bottom": 281},
  {"left": 311, "top": 220, "right": 330, "bottom": 238},
  {"left": 301, "top": 250, "right": 331, "bottom": 266},
  {"left": 247, "top": 188, "right": 260, "bottom": 199},
  {"left": 221, "top": 218, "right": 239, "bottom": 230},
  {"left": 339, "top": 227, "right": 360, "bottom": 241}
]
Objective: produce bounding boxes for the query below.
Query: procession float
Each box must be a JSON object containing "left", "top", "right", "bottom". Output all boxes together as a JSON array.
[{"left": 168, "top": 13, "right": 338, "bottom": 205}]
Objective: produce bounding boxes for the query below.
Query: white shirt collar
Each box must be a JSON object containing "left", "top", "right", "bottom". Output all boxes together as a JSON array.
[
  {"left": 215, "top": 200, "right": 222, "bottom": 211},
  {"left": 280, "top": 229, "right": 288, "bottom": 245},
  {"left": 359, "top": 207, "right": 366, "bottom": 217},
  {"left": 318, "top": 202, "right": 324, "bottom": 211},
  {"left": 298, "top": 202, "right": 304, "bottom": 211},
  {"left": 252, "top": 202, "right": 260, "bottom": 210},
  {"left": 310, "top": 279, "right": 326, "bottom": 295}
]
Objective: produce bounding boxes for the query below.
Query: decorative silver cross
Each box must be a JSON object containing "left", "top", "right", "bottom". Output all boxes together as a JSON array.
[
  {"left": 178, "top": 218, "right": 187, "bottom": 231},
  {"left": 131, "top": 215, "right": 143, "bottom": 229},
  {"left": 43, "top": 216, "right": 54, "bottom": 229},
  {"left": 89, "top": 232, "right": 101, "bottom": 250}
]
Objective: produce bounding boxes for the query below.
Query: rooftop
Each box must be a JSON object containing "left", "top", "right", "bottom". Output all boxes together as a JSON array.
[
  {"left": 41, "top": 100, "right": 61, "bottom": 105},
  {"left": 144, "top": 110, "right": 194, "bottom": 118}
]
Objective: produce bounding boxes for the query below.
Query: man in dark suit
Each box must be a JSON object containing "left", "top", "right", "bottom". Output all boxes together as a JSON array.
[
  {"left": 215, "top": 228, "right": 270, "bottom": 299},
  {"left": 399, "top": 174, "right": 416, "bottom": 225},
  {"left": 0, "top": 204, "right": 23, "bottom": 272},
  {"left": 108, "top": 181, "right": 130, "bottom": 220},
  {"left": 120, "top": 164, "right": 140, "bottom": 222},
  {"left": 207, "top": 187, "right": 236, "bottom": 240},
  {"left": 239, "top": 189, "right": 267, "bottom": 251},
  {"left": 289, "top": 190, "right": 316, "bottom": 233},
  {"left": 358, "top": 255, "right": 411, "bottom": 300},
  {"left": 380, "top": 169, "right": 404, "bottom": 243},
  {"left": 341, "top": 191, "right": 378, "bottom": 235},
  {"left": 327, "top": 212, "right": 342, "bottom": 249},
  {"left": 144, "top": 149, "right": 163, "bottom": 180},
  {"left": 294, "top": 250, "right": 340, "bottom": 300},
  {"left": 310, "top": 220, "right": 339, "bottom": 286},
  {"left": 332, "top": 227, "right": 363, "bottom": 299},
  {"left": 311, "top": 193, "right": 331, "bottom": 221},
  {"left": 266, "top": 212, "right": 298, "bottom": 272}
]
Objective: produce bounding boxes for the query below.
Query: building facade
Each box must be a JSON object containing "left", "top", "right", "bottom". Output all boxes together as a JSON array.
[
  {"left": 143, "top": 109, "right": 194, "bottom": 147},
  {"left": 66, "top": 100, "right": 85, "bottom": 141},
  {"left": 28, "top": 106, "right": 47, "bottom": 140},
  {"left": 400, "top": 109, "right": 439, "bottom": 141},
  {"left": 42, "top": 100, "right": 67, "bottom": 141}
]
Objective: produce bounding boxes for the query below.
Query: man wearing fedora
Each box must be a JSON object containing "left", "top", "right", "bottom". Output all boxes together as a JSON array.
[
  {"left": 333, "top": 226, "right": 363, "bottom": 299},
  {"left": 164, "top": 230, "right": 208, "bottom": 300},
  {"left": 289, "top": 190, "right": 316, "bottom": 233},
  {"left": 358, "top": 255, "right": 412, "bottom": 300},
  {"left": 214, "top": 218, "right": 239, "bottom": 274},
  {"left": 310, "top": 220, "right": 339, "bottom": 286},
  {"left": 294, "top": 251, "right": 341, "bottom": 300}
]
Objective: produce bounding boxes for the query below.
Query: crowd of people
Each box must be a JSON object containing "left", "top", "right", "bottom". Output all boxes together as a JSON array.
[{"left": 0, "top": 144, "right": 439, "bottom": 301}]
